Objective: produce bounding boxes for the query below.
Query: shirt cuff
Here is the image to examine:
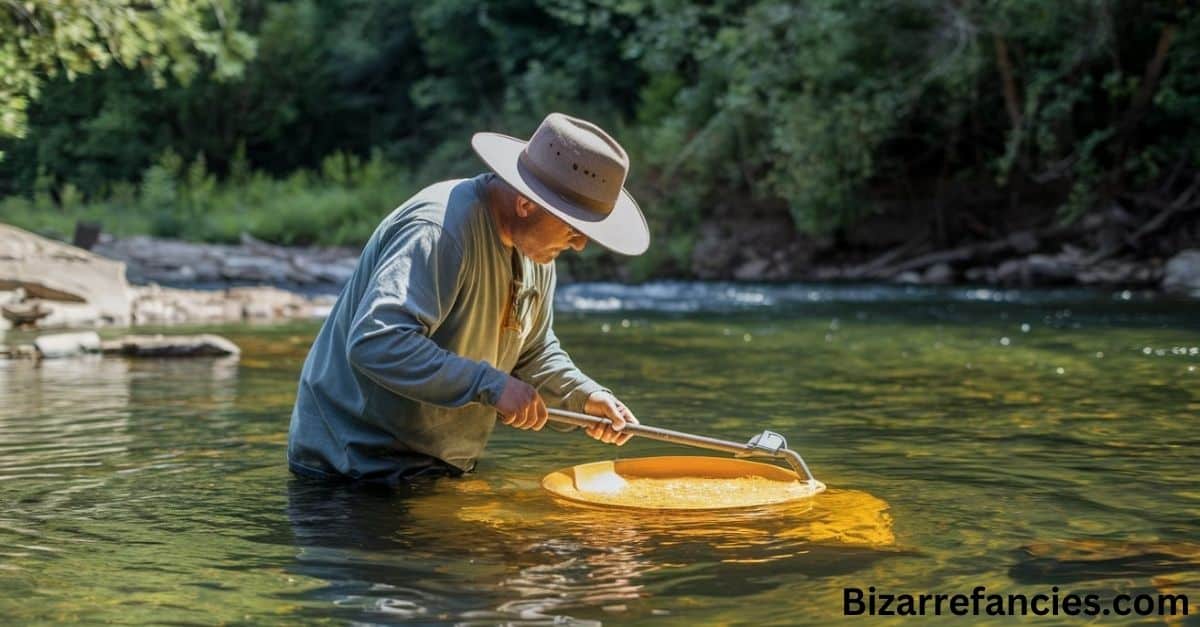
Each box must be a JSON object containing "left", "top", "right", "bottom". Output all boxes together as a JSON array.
[
  {"left": 546, "top": 381, "right": 610, "bottom": 432},
  {"left": 565, "top": 380, "right": 608, "bottom": 413},
  {"left": 475, "top": 363, "right": 511, "bottom": 407}
]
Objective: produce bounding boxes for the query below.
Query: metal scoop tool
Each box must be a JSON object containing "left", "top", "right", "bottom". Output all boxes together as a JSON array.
[{"left": 546, "top": 408, "right": 818, "bottom": 483}]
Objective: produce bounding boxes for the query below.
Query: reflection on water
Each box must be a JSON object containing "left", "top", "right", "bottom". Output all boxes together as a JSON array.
[
  {"left": 283, "top": 478, "right": 896, "bottom": 624},
  {"left": 0, "top": 286, "right": 1198, "bottom": 624}
]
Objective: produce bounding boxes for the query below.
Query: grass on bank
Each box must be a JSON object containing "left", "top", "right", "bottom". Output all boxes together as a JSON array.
[{"left": 0, "top": 148, "right": 414, "bottom": 247}]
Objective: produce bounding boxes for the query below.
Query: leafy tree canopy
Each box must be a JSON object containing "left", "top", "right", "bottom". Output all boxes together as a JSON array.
[{"left": 0, "top": 0, "right": 255, "bottom": 139}]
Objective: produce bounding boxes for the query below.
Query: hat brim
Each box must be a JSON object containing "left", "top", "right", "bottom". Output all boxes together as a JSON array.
[{"left": 471, "top": 132, "right": 650, "bottom": 256}]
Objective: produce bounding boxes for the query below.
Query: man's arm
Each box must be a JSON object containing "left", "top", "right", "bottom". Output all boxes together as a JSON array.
[
  {"left": 511, "top": 269, "right": 605, "bottom": 413},
  {"left": 346, "top": 221, "right": 509, "bottom": 408},
  {"left": 512, "top": 268, "right": 639, "bottom": 445}
]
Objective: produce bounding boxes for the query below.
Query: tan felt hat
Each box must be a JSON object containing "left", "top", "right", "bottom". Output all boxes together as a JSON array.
[{"left": 472, "top": 112, "right": 650, "bottom": 256}]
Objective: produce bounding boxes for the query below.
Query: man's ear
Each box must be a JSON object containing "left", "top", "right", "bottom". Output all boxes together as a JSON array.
[{"left": 515, "top": 195, "right": 537, "bottom": 218}]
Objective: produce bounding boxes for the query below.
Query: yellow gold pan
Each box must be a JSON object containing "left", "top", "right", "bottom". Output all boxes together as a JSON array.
[
  {"left": 542, "top": 409, "right": 825, "bottom": 510},
  {"left": 543, "top": 456, "right": 826, "bottom": 510}
]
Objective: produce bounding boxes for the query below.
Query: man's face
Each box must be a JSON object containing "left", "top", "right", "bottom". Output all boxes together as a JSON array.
[{"left": 511, "top": 196, "right": 588, "bottom": 264}]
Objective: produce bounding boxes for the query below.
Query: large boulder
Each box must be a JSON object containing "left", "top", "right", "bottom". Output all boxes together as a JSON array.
[
  {"left": 95, "top": 232, "right": 360, "bottom": 288},
  {"left": 1163, "top": 250, "right": 1200, "bottom": 295},
  {"left": 0, "top": 224, "right": 131, "bottom": 324}
]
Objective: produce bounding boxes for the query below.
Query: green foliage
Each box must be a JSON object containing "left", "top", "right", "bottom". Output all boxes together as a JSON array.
[
  {"left": 0, "top": 147, "right": 414, "bottom": 247},
  {"left": 0, "top": 0, "right": 255, "bottom": 139},
  {"left": 1, "top": 0, "right": 1198, "bottom": 262}
]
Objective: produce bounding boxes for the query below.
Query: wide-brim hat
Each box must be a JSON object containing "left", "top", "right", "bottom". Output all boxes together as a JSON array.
[{"left": 472, "top": 113, "right": 650, "bottom": 256}]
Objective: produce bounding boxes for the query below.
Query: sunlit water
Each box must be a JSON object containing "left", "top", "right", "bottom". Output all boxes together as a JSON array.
[{"left": 1, "top": 283, "right": 1198, "bottom": 625}]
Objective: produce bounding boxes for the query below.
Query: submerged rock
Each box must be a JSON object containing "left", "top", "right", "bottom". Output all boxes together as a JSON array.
[
  {"left": 100, "top": 334, "right": 241, "bottom": 358},
  {"left": 4, "top": 331, "right": 241, "bottom": 360}
]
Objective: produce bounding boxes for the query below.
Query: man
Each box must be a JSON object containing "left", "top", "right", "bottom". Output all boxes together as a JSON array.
[{"left": 288, "top": 113, "right": 650, "bottom": 483}]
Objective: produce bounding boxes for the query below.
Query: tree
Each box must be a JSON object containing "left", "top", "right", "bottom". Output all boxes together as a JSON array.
[{"left": 0, "top": 0, "right": 255, "bottom": 140}]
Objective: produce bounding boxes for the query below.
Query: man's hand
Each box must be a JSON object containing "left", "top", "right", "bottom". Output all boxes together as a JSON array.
[
  {"left": 583, "top": 390, "right": 639, "bottom": 445},
  {"left": 496, "top": 376, "right": 549, "bottom": 431}
]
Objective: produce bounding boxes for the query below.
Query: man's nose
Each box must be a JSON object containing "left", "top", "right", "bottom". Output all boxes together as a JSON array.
[{"left": 569, "top": 233, "right": 587, "bottom": 252}]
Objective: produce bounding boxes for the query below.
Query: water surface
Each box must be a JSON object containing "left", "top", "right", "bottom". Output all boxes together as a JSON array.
[{"left": 1, "top": 283, "right": 1197, "bottom": 624}]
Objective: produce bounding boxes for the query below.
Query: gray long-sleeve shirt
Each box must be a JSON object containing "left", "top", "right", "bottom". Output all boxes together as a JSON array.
[{"left": 287, "top": 174, "right": 604, "bottom": 479}]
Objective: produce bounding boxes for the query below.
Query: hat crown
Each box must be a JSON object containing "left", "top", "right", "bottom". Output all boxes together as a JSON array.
[{"left": 518, "top": 113, "right": 628, "bottom": 217}]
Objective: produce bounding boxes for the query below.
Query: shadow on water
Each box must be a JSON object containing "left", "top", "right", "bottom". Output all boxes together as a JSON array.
[
  {"left": 1010, "top": 540, "right": 1200, "bottom": 584},
  {"left": 279, "top": 478, "right": 477, "bottom": 623}
]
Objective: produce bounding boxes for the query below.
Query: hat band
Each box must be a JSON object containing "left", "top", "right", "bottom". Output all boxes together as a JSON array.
[{"left": 518, "top": 149, "right": 614, "bottom": 217}]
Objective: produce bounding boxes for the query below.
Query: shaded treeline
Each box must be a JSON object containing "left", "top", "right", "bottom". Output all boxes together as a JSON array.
[{"left": 0, "top": 0, "right": 1196, "bottom": 278}]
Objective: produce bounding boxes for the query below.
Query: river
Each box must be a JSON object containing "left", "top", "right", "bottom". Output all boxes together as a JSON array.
[{"left": 1, "top": 283, "right": 1197, "bottom": 624}]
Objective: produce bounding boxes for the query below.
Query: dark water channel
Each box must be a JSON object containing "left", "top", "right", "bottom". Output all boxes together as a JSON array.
[{"left": 1, "top": 283, "right": 1197, "bottom": 625}]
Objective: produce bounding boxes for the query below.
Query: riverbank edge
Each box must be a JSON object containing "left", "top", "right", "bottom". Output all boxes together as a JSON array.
[
  {"left": 95, "top": 219, "right": 1200, "bottom": 295},
  {"left": 3, "top": 220, "right": 1200, "bottom": 343}
]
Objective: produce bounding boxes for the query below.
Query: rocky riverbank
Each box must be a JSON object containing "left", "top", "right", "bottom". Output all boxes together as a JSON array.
[
  {"left": 685, "top": 210, "right": 1200, "bottom": 296},
  {"left": 1, "top": 224, "right": 338, "bottom": 336},
  {"left": 92, "top": 232, "right": 359, "bottom": 289},
  {"left": 4, "top": 213, "right": 1200, "bottom": 342},
  {"left": 89, "top": 218, "right": 1200, "bottom": 296}
]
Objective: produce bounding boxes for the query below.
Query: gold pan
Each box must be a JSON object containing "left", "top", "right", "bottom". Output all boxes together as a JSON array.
[{"left": 542, "top": 456, "right": 827, "bottom": 511}]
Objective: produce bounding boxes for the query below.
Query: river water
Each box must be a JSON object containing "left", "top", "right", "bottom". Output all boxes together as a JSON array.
[{"left": 1, "top": 283, "right": 1197, "bottom": 624}]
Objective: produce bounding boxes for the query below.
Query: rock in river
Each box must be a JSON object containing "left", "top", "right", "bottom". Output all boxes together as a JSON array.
[
  {"left": 100, "top": 334, "right": 241, "bottom": 358},
  {"left": 33, "top": 331, "right": 103, "bottom": 358},
  {"left": 1162, "top": 249, "right": 1200, "bottom": 295}
]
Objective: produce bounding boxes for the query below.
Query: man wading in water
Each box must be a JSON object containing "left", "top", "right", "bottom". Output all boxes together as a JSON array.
[{"left": 288, "top": 113, "right": 650, "bottom": 484}]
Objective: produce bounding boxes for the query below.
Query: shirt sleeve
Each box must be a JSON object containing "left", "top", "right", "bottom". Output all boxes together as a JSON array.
[
  {"left": 346, "top": 220, "right": 510, "bottom": 408},
  {"left": 512, "top": 266, "right": 607, "bottom": 414}
]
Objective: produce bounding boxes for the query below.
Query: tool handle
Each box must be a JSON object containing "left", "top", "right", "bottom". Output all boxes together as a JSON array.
[
  {"left": 545, "top": 408, "right": 816, "bottom": 482},
  {"left": 548, "top": 408, "right": 757, "bottom": 456}
]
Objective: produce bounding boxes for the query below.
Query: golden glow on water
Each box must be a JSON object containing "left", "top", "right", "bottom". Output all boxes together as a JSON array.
[{"left": 418, "top": 482, "right": 894, "bottom": 551}]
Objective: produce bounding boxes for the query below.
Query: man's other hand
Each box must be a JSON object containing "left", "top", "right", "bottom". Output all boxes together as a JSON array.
[
  {"left": 583, "top": 391, "right": 639, "bottom": 446},
  {"left": 496, "top": 377, "right": 548, "bottom": 431}
]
